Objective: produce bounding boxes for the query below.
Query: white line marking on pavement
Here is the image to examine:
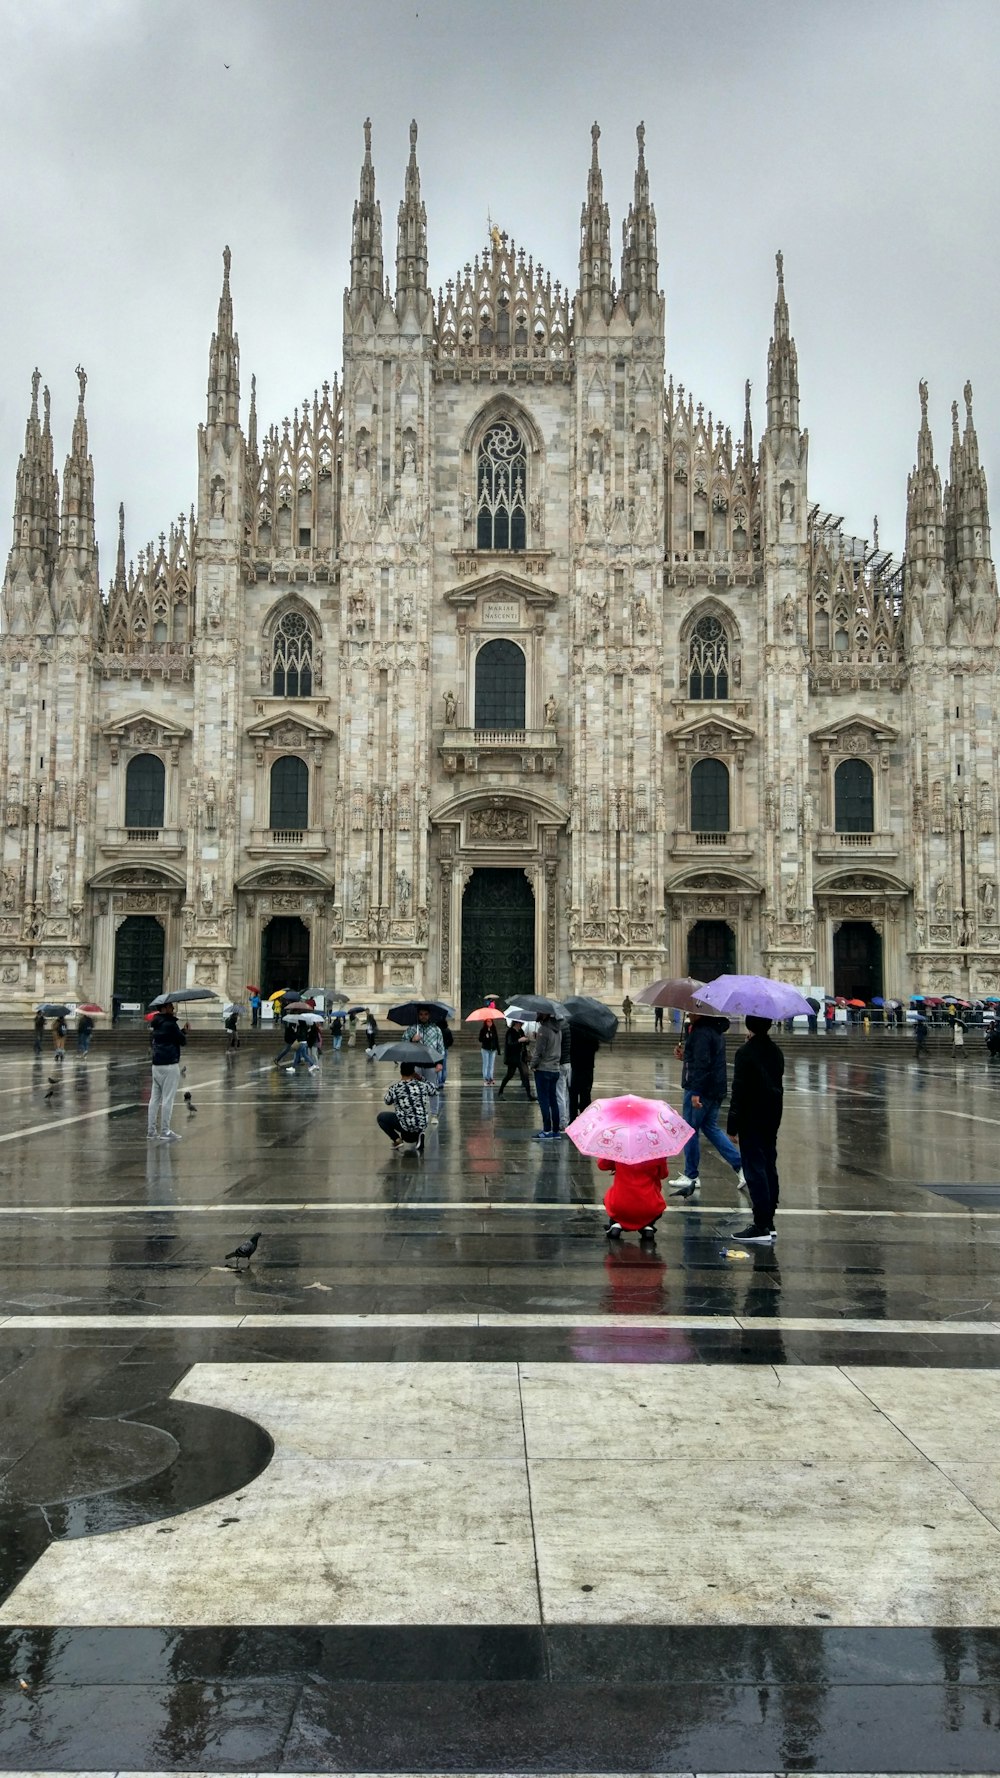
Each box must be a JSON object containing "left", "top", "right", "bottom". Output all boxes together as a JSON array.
[
  {"left": 0, "top": 1311, "right": 997, "bottom": 1335},
  {"left": 0, "top": 1200, "right": 993, "bottom": 1219}
]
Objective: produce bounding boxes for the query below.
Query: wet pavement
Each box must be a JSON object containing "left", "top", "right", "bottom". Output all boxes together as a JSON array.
[{"left": 1, "top": 1026, "right": 1000, "bottom": 1772}]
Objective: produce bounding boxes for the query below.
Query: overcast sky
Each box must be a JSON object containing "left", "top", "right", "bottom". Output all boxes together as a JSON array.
[{"left": 2, "top": 0, "right": 998, "bottom": 572}]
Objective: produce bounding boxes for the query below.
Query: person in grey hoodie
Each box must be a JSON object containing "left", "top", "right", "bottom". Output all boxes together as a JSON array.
[
  {"left": 530, "top": 1013, "right": 563, "bottom": 1139},
  {"left": 148, "top": 1002, "right": 187, "bottom": 1141},
  {"left": 671, "top": 1013, "right": 744, "bottom": 1200}
]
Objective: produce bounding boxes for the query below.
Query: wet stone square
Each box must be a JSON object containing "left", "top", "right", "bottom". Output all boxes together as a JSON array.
[{"left": 3, "top": 1026, "right": 1000, "bottom": 1773}]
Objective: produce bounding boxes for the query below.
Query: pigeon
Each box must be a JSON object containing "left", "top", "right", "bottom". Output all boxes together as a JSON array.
[
  {"left": 184, "top": 1091, "right": 196, "bottom": 1113},
  {"left": 226, "top": 1232, "right": 261, "bottom": 1270}
]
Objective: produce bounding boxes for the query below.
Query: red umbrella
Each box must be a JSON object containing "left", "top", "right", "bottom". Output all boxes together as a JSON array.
[
  {"left": 846, "top": 999, "right": 866, "bottom": 1008},
  {"left": 76, "top": 1003, "right": 104, "bottom": 1014}
]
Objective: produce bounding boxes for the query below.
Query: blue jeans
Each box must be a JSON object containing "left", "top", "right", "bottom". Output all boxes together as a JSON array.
[
  {"left": 481, "top": 1049, "right": 496, "bottom": 1080},
  {"left": 535, "top": 1069, "right": 560, "bottom": 1132},
  {"left": 682, "top": 1093, "right": 741, "bottom": 1177}
]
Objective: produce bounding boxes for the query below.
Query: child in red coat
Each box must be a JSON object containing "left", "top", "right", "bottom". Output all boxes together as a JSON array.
[{"left": 599, "top": 1156, "right": 669, "bottom": 1244}]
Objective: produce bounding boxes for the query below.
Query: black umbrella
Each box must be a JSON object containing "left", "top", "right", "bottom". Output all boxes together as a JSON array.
[
  {"left": 505, "top": 993, "right": 568, "bottom": 1020},
  {"left": 806, "top": 996, "right": 821, "bottom": 1012},
  {"left": 35, "top": 1003, "right": 70, "bottom": 1017},
  {"left": 387, "top": 999, "right": 455, "bottom": 1026},
  {"left": 374, "top": 1041, "right": 434, "bottom": 1064},
  {"left": 562, "top": 995, "right": 619, "bottom": 1041},
  {"left": 148, "top": 988, "right": 221, "bottom": 1007}
]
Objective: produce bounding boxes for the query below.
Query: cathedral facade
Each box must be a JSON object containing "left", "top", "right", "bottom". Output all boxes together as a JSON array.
[{"left": 1, "top": 121, "right": 998, "bottom": 1013}]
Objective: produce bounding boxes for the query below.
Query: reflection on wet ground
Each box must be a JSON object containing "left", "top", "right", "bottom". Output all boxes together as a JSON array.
[{"left": 2, "top": 1027, "right": 1000, "bottom": 1771}]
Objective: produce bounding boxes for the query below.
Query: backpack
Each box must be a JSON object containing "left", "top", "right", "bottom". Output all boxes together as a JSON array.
[{"left": 442, "top": 1024, "right": 454, "bottom": 1049}]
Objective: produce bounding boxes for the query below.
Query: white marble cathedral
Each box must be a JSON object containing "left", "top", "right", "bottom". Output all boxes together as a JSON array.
[{"left": 2, "top": 121, "right": 999, "bottom": 1013}]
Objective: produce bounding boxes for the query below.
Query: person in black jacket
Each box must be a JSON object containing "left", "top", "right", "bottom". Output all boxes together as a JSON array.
[
  {"left": 568, "top": 1025, "right": 600, "bottom": 1119},
  {"left": 497, "top": 1020, "right": 534, "bottom": 1100},
  {"left": 147, "top": 1002, "right": 187, "bottom": 1141},
  {"left": 671, "top": 1014, "right": 743, "bottom": 1199},
  {"left": 478, "top": 1015, "right": 500, "bottom": 1082},
  {"left": 726, "top": 1015, "right": 785, "bottom": 1244}
]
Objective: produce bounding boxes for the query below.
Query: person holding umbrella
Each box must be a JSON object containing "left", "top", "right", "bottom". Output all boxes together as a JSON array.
[
  {"left": 32, "top": 1009, "right": 45, "bottom": 1059},
  {"left": 670, "top": 1012, "right": 744, "bottom": 1200},
  {"left": 405, "top": 1005, "right": 445, "bottom": 1088},
  {"left": 530, "top": 1012, "right": 563, "bottom": 1138},
  {"left": 564, "top": 1092, "right": 694, "bottom": 1242},
  {"left": 727, "top": 1015, "right": 785, "bottom": 1245},
  {"left": 147, "top": 999, "right": 187, "bottom": 1141}
]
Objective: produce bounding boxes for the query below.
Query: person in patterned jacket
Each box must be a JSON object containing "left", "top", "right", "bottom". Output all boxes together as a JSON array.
[{"left": 377, "top": 1063, "right": 437, "bottom": 1154}]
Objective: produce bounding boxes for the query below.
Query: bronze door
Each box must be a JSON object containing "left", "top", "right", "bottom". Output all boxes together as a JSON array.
[
  {"left": 113, "top": 915, "right": 165, "bottom": 1006},
  {"left": 461, "top": 868, "right": 535, "bottom": 1015}
]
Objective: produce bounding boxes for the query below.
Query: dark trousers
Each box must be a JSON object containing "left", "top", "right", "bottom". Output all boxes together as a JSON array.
[
  {"left": 535, "top": 1069, "right": 560, "bottom": 1132},
  {"left": 739, "top": 1129, "right": 780, "bottom": 1230},
  {"left": 498, "top": 1059, "right": 533, "bottom": 1098},
  {"left": 568, "top": 1064, "right": 595, "bottom": 1120},
  {"left": 377, "top": 1110, "right": 420, "bottom": 1144}
]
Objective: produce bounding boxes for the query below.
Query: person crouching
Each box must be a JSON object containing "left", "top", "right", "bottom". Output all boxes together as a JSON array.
[
  {"left": 377, "top": 1062, "right": 436, "bottom": 1154},
  {"left": 600, "top": 1154, "right": 669, "bottom": 1244}
]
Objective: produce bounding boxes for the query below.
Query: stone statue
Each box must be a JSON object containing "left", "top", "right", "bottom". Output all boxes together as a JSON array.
[
  {"left": 397, "top": 870, "right": 411, "bottom": 912},
  {"left": 444, "top": 690, "right": 457, "bottom": 726},
  {"left": 544, "top": 695, "right": 557, "bottom": 728},
  {"left": 780, "top": 483, "right": 794, "bottom": 521},
  {"left": 979, "top": 780, "right": 993, "bottom": 836},
  {"left": 402, "top": 436, "right": 416, "bottom": 472},
  {"left": 983, "top": 879, "right": 996, "bottom": 919},
  {"left": 48, "top": 862, "right": 65, "bottom": 908},
  {"left": 588, "top": 875, "right": 600, "bottom": 917},
  {"left": 210, "top": 477, "right": 225, "bottom": 518},
  {"left": 933, "top": 876, "right": 949, "bottom": 919},
  {"left": 636, "top": 873, "right": 650, "bottom": 916},
  {"left": 801, "top": 788, "right": 815, "bottom": 833},
  {"left": 1, "top": 869, "right": 16, "bottom": 910},
  {"left": 351, "top": 872, "right": 367, "bottom": 917}
]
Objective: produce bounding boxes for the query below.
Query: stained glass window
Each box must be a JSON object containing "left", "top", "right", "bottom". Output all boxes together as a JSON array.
[{"left": 476, "top": 421, "right": 527, "bottom": 551}]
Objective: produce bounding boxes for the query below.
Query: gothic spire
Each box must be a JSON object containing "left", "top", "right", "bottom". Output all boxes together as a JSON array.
[
  {"left": 742, "top": 378, "right": 754, "bottom": 464},
  {"left": 905, "top": 379, "right": 944, "bottom": 569},
  {"left": 113, "top": 501, "right": 127, "bottom": 592},
  {"left": 766, "top": 251, "right": 800, "bottom": 433},
  {"left": 578, "top": 121, "right": 612, "bottom": 323},
  {"left": 621, "top": 121, "right": 659, "bottom": 320},
  {"left": 207, "top": 246, "right": 240, "bottom": 428},
  {"left": 947, "top": 378, "right": 992, "bottom": 572},
  {"left": 395, "top": 119, "right": 430, "bottom": 319},
  {"left": 7, "top": 366, "right": 59, "bottom": 575},
  {"left": 58, "top": 364, "right": 96, "bottom": 568},
  {"left": 349, "top": 117, "right": 385, "bottom": 318}
]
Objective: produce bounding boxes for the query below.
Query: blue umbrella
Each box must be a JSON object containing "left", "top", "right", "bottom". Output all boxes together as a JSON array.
[{"left": 870, "top": 996, "right": 886, "bottom": 1007}]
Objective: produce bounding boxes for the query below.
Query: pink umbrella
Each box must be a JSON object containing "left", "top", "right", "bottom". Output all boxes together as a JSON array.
[
  {"left": 465, "top": 1006, "right": 502, "bottom": 1022},
  {"left": 633, "top": 976, "right": 705, "bottom": 1010},
  {"left": 565, "top": 1094, "right": 694, "bottom": 1164}
]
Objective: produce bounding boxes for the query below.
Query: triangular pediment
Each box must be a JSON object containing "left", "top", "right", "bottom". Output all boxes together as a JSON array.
[
  {"left": 810, "top": 713, "right": 898, "bottom": 747},
  {"left": 103, "top": 709, "right": 191, "bottom": 746},
  {"left": 246, "top": 706, "right": 334, "bottom": 745},
  {"left": 444, "top": 568, "right": 556, "bottom": 610},
  {"left": 669, "top": 711, "right": 756, "bottom": 745}
]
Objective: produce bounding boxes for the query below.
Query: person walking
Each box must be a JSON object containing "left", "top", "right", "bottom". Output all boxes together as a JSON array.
[
  {"left": 914, "top": 1010, "right": 929, "bottom": 1058},
  {"left": 377, "top": 1062, "right": 437, "bottom": 1153},
  {"left": 250, "top": 990, "right": 261, "bottom": 1029},
  {"left": 953, "top": 1015, "right": 966, "bottom": 1051},
  {"left": 568, "top": 1023, "right": 601, "bottom": 1119},
  {"left": 654, "top": 1005, "right": 664, "bottom": 1034},
  {"left": 224, "top": 1007, "right": 241, "bottom": 1051},
  {"left": 52, "top": 1013, "right": 68, "bottom": 1064},
  {"left": 621, "top": 995, "right": 633, "bottom": 1030},
  {"left": 76, "top": 1012, "right": 95, "bottom": 1056},
  {"left": 273, "top": 1016, "right": 297, "bottom": 1066},
  {"left": 670, "top": 1013, "right": 744, "bottom": 1200},
  {"left": 405, "top": 1007, "right": 445, "bottom": 1088},
  {"left": 147, "top": 1000, "right": 187, "bottom": 1141},
  {"left": 330, "top": 1014, "right": 344, "bottom": 1051},
  {"left": 32, "top": 1010, "right": 45, "bottom": 1059},
  {"left": 285, "top": 1018, "right": 318, "bottom": 1074},
  {"left": 530, "top": 1012, "right": 562, "bottom": 1138},
  {"left": 478, "top": 1015, "right": 499, "bottom": 1083},
  {"left": 345, "top": 1011, "right": 357, "bottom": 1047},
  {"left": 497, "top": 1020, "right": 534, "bottom": 1099},
  {"left": 364, "top": 1010, "right": 379, "bottom": 1057},
  {"left": 727, "top": 1015, "right": 785, "bottom": 1245}
]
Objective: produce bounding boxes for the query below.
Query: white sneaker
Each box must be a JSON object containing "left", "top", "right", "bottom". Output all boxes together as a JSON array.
[
  {"left": 737, "top": 1168, "right": 749, "bottom": 1194},
  {"left": 146, "top": 1131, "right": 159, "bottom": 1141},
  {"left": 308, "top": 1065, "right": 319, "bottom": 1074},
  {"left": 161, "top": 1130, "right": 181, "bottom": 1141},
  {"left": 285, "top": 1066, "right": 296, "bottom": 1074}
]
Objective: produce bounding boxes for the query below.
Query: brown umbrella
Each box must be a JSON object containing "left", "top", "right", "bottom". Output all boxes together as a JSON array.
[{"left": 633, "top": 976, "right": 706, "bottom": 1011}]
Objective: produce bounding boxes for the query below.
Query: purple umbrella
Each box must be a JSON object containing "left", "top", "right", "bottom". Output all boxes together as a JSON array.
[{"left": 693, "top": 974, "right": 814, "bottom": 1021}]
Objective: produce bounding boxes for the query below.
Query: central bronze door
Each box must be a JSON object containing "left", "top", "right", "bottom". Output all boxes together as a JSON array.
[{"left": 460, "top": 868, "right": 535, "bottom": 1015}]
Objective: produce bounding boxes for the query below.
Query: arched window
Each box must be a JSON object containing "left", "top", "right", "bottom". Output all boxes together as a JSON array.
[
  {"left": 835, "top": 758, "right": 874, "bottom": 834},
  {"left": 688, "top": 614, "right": 730, "bottom": 699},
  {"left": 690, "top": 758, "right": 730, "bottom": 833},
  {"left": 269, "top": 756, "right": 309, "bottom": 831},
  {"left": 476, "top": 420, "right": 526, "bottom": 551},
  {"left": 124, "top": 754, "right": 165, "bottom": 829},
  {"left": 475, "top": 639, "right": 526, "bottom": 730},
  {"left": 271, "top": 609, "right": 313, "bottom": 698}
]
